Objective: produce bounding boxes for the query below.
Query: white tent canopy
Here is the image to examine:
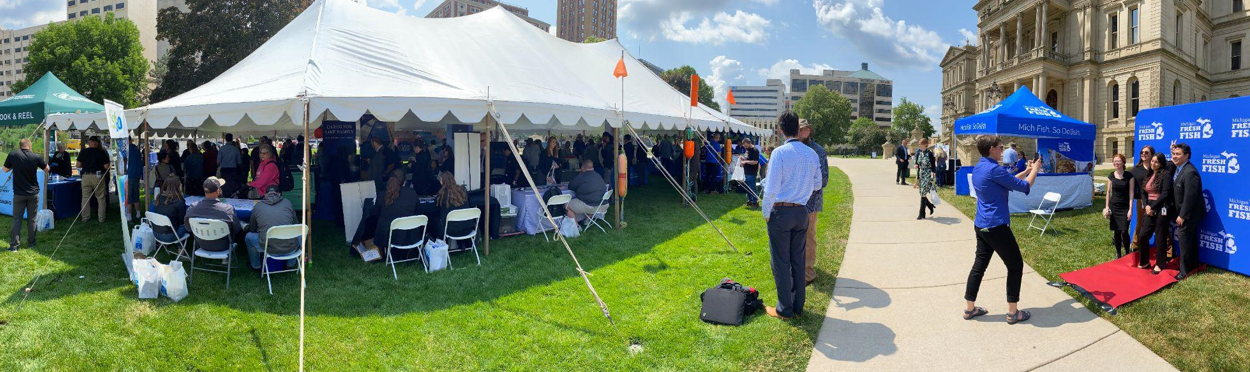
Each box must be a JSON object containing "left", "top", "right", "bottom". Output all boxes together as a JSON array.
[{"left": 47, "top": 0, "right": 766, "bottom": 137}]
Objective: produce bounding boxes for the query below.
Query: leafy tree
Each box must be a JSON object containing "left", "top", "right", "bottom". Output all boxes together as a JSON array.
[
  {"left": 12, "top": 14, "right": 149, "bottom": 108},
  {"left": 892, "top": 98, "right": 936, "bottom": 139},
  {"left": 153, "top": 0, "right": 312, "bottom": 102},
  {"left": 850, "top": 116, "right": 876, "bottom": 132},
  {"left": 583, "top": 36, "right": 607, "bottom": 43},
  {"left": 660, "top": 66, "right": 720, "bottom": 112},
  {"left": 792, "top": 84, "right": 852, "bottom": 146},
  {"left": 138, "top": 53, "right": 171, "bottom": 105},
  {"left": 848, "top": 124, "right": 890, "bottom": 154}
]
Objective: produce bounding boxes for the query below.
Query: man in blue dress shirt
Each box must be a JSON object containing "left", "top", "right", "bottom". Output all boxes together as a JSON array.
[
  {"left": 963, "top": 135, "right": 1040, "bottom": 325},
  {"left": 760, "top": 112, "right": 823, "bottom": 320}
]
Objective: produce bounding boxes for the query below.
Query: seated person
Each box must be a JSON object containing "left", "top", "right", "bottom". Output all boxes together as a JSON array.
[
  {"left": 150, "top": 175, "right": 190, "bottom": 244},
  {"left": 245, "top": 185, "right": 299, "bottom": 270},
  {"left": 566, "top": 159, "right": 608, "bottom": 221},
  {"left": 434, "top": 171, "right": 474, "bottom": 247},
  {"left": 185, "top": 177, "right": 244, "bottom": 252},
  {"left": 248, "top": 144, "right": 280, "bottom": 198},
  {"left": 351, "top": 171, "right": 423, "bottom": 260}
]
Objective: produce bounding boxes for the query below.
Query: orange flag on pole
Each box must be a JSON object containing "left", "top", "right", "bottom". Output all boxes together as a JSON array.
[
  {"left": 690, "top": 74, "right": 700, "bottom": 107},
  {"left": 727, "top": 87, "right": 737, "bottom": 106},
  {"left": 613, "top": 57, "right": 628, "bottom": 78}
]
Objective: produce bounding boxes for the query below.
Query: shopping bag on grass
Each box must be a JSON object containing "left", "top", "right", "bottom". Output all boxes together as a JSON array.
[
  {"left": 559, "top": 217, "right": 581, "bottom": 238},
  {"left": 134, "top": 258, "right": 162, "bottom": 299},
  {"left": 36, "top": 209, "right": 54, "bottom": 231},
  {"left": 131, "top": 219, "right": 155, "bottom": 256},
  {"left": 425, "top": 240, "right": 450, "bottom": 271},
  {"left": 160, "top": 261, "right": 188, "bottom": 302}
]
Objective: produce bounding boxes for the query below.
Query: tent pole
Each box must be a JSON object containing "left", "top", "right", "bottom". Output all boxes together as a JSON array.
[
  {"left": 298, "top": 98, "right": 310, "bottom": 372},
  {"left": 613, "top": 125, "right": 621, "bottom": 230},
  {"left": 142, "top": 121, "right": 150, "bottom": 213},
  {"left": 42, "top": 122, "right": 49, "bottom": 206},
  {"left": 484, "top": 88, "right": 492, "bottom": 256}
]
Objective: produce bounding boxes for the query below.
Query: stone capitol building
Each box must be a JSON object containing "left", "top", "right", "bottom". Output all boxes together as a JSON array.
[{"left": 941, "top": 0, "right": 1250, "bottom": 163}]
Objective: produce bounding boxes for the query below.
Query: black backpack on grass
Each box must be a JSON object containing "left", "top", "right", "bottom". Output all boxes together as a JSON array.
[{"left": 699, "top": 278, "right": 763, "bottom": 326}]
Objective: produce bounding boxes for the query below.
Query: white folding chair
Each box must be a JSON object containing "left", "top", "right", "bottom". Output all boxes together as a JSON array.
[
  {"left": 187, "top": 218, "right": 237, "bottom": 292},
  {"left": 387, "top": 215, "right": 429, "bottom": 279},
  {"left": 146, "top": 212, "right": 189, "bottom": 261},
  {"left": 1028, "top": 192, "right": 1063, "bottom": 236},
  {"left": 539, "top": 194, "right": 573, "bottom": 242},
  {"left": 444, "top": 208, "right": 482, "bottom": 267},
  {"left": 261, "top": 224, "right": 305, "bottom": 294},
  {"left": 582, "top": 189, "right": 613, "bottom": 233}
]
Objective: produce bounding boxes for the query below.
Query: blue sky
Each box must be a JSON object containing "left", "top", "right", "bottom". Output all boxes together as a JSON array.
[{"left": 2, "top": 0, "right": 981, "bottom": 130}]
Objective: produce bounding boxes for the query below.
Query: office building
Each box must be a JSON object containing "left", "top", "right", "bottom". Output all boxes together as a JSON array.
[
  {"left": 942, "top": 0, "right": 1250, "bottom": 162},
  {"left": 790, "top": 62, "right": 894, "bottom": 126},
  {"left": 557, "top": 0, "right": 616, "bottom": 42},
  {"left": 425, "top": 0, "right": 550, "bottom": 31},
  {"left": 727, "top": 79, "right": 787, "bottom": 121}
]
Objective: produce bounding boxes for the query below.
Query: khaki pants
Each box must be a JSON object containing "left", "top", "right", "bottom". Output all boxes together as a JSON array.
[
  {"left": 805, "top": 212, "right": 819, "bottom": 282},
  {"left": 81, "top": 173, "right": 108, "bottom": 221},
  {"left": 568, "top": 198, "right": 607, "bottom": 217}
]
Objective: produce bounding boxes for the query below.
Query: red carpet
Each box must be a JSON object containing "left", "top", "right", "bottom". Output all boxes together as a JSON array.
[{"left": 1056, "top": 252, "right": 1186, "bottom": 310}]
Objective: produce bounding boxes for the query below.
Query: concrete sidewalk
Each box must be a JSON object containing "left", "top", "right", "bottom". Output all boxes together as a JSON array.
[{"left": 806, "top": 158, "right": 1175, "bottom": 371}]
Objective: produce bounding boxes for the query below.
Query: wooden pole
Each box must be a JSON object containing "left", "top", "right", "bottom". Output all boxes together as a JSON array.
[
  {"left": 298, "top": 98, "right": 310, "bottom": 372},
  {"left": 613, "top": 125, "right": 621, "bottom": 230}
]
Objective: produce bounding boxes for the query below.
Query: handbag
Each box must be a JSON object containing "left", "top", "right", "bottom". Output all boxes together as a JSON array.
[
  {"left": 699, "top": 278, "right": 763, "bottom": 326},
  {"left": 929, "top": 189, "right": 942, "bottom": 206},
  {"left": 424, "top": 239, "right": 450, "bottom": 271}
]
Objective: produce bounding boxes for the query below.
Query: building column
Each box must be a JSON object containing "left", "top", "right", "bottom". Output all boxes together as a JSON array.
[
  {"left": 1016, "top": 15, "right": 1024, "bottom": 57},
  {"left": 1041, "top": 1, "right": 1049, "bottom": 52},
  {"left": 1082, "top": 76, "right": 1094, "bottom": 123},
  {"left": 999, "top": 23, "right": 1007, "bottom": 64},
  {"left": 1039, "top": 71, "right": 1048, "bottom": 103},
  {"left": 1035, "top": 3, "right": 1043, "bottom": 51}
]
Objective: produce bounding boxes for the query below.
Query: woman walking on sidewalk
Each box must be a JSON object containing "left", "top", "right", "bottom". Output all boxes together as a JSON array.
[{"left": 914, "top": 138, "right": 936, "bottom": 219}]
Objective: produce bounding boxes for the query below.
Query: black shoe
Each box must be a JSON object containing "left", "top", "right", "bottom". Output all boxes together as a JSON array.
[
  {"left": 917, "top": 216, "right": 925, "bottom": 220},
  {"left": 7, "top": 246, "right": 17, "bottom": 252},
  {"left": 26, "top": 243, "right": 35, "bottom": 250},
  {"left": 1174, "top": 273, "right": 1188, "bottom": 281}
]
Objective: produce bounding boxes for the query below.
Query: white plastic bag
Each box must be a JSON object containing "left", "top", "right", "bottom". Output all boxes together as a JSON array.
[
  {"left": 929, "top": 190, "right": 942, "bottom": 206},
  {"left": 160, "top": 261, "right": 188, "bottom": 302},
  {"left": 134, "top": 258, "right": 161, "bottom": 299},
  {"left": 559, "top": 217, "right": 581, "bottom": 238},
  {"left": 425, "top": 239, "right": 450, "bottom": 271},
  {"left": 35, "top": 209, "right": 54, "bottom": 231},
  {"left": 131, "top": 219, "right": 155, "bottom": 256},
  {"left": 730, "top": 157, "right": 745, "bottom": 183}
]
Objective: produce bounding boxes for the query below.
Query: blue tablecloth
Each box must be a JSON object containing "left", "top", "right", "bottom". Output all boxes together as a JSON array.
[
  {"left": 154, "top": 196, "right": 258, "bottom": 221},
  {"left": 48, "top": 178, "right": 82, "bottom": 219},
  {"left": 512, "top": 186, "right": 572, "bottom": 235}
]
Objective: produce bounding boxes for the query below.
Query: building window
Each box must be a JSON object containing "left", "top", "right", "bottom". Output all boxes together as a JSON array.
[
  {"left": 1234, "top": 41, "right": 1243, "bottom": 70},
  {"left": 92, "top": 8, "right": 100, "bottom": 14},
  {"left": 1130, "top": 8, "right": 1140, "bottom": 44},
  {"left": 104, "top": 5, "right": 112, "bottom": 11},
  {"left": 1109, "top": 14, "right": 1119, "bottom": 49},
  {"left": 792, "top": 79, "right": 807, "bottom": 92},
  {"left": 116, "top": 2, "right": 124, "bottom": 9},
  {"left": 1050, "top": 32, "right": 1058, "bottom": 52},
  {"left": 1176, "top": 13, "right": 1183, "bottom": 50},
  {"left": 1237, "top": 1, "right": 1246, "bottom": 12},
  {"left": 68, "top": 13, "right": 76, "bottom": 19},
  {"left": 68, "top": 0, "right": 75, "bottom": 5},
  {"left": 1130, "top": 80, "right": 1140, "bottom": 117},
  {"left": 1110, "top": 83, "right": 1120, "bottom": 119},
  {"left": 1173, "top": 80, "right": 1182, "bottom": 105},
  {"left": 80, "top": 11, "right": 87, "bottom": 16}
]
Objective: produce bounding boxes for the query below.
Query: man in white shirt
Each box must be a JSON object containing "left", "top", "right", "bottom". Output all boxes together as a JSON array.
[{"left": 1001, "top": 142, "right": 1019, "bottom": 167}]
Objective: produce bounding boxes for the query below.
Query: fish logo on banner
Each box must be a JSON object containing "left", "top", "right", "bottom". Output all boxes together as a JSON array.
[
  {"left": 1202, "top": 152, "right": 1239, "bottom": 174},
  {"left": 1024, "top": 106, "right": 1061, "bottom": 118},
  {"left": 1221, "top": 231, "right": 1238, "bottom": 254},
  {"left": 1230, "top": 197, "right": 1250, "bottom": 221},
  {"left": 1200, "top": 118, "right": 1214, "bottom": 138},
  {"left": 103, "top": 100, "right": 128, "bottom": 139},
  {"left": 1139, "top": 122, "right": 1165, "bottom": 141},
  {"left": 1181, "top": 118, "right": 1215, "bottom": 139},
  {"left": 1200, "top": 230, "right": 1234, "bottom": 253},
  {"left": 1233, "top": 118, "right": 1250, "bottom": 138}
]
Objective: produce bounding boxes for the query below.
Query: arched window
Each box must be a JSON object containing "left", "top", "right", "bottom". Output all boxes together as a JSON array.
[
  {"left": 1234, "top": 94, "right": 1243, "bottom": 98},
  {"left": 1046, "top": 89, "right": 1059, "bottom": 109},
  {"left": 1110, "top": 83, "right": 1121, "bottom": 119},
  {"left": 1130, "top": 79, "right": 1141, "bottom": 117},
  {"left": 1173, "top": 80, "right": 1182, "bottom": 105}
]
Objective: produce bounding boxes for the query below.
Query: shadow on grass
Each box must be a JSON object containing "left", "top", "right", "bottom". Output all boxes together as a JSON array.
[{"left": 2, "top": 184, "right": 742, "bottom": 319}]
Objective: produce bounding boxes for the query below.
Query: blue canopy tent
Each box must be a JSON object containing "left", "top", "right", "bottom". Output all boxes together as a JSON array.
[{"left": 953, "top": 87, "right": 1096, "bottom": 213}]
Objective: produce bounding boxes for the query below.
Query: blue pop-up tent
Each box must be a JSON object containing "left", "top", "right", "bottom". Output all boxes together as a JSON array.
[{"left": 954, "top": 87, "right": 1096, "bottom": 213}]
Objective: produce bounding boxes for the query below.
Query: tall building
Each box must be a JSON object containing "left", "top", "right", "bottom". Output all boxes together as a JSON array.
[
  {"left": 1, "top": 0, "right": 178, "bottom": 97},
  {"left": 425, "top": 0, "right": 550, "bottom": 31},
  {"left": 557, "top": 0, "right": 616, "bottom": 42},
  {"left": 727, "top": 79, "right": 787, "bottom": 122},
  {"left": 790, "top": 62, "right": 894, "bottom": 126},
  {"left": 942, "top": 0, "right": 1250, "bottom": 163}
]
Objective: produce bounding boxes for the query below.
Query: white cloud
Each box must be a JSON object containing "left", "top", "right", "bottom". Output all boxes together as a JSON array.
[
  {"left": 959, "top": 28, "right": 979, "bottom": 46},
  {"left": 661, "top": 10, "right": 770, "bottom": 45},
  {"left": 0, "top": 0, "right": 65, "bottom": 29},
  {"left": 757, "top": 59, "right": 835, "bottom": 92},
  {"left": 620, "top": 0, "right": 772, "bottom": 45},
  {"left": 364, "top": 0, "right": 402, "bottom": 10},
  {"left": 706, "top": 56, "right": 745, "bottom": 109},
  {"left": 812, "top": 0, "right": 949, "bottom": 70},
  {"left": 924, "top": 104, "right": 943, "bottom": 134},
  {"left": 412, "top": 0, "right": 429, "bottom": 12}
]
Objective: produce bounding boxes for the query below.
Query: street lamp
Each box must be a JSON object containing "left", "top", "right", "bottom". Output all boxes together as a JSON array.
[{"left": 986, "top": 81, "right": 1004, "bottom": 103}]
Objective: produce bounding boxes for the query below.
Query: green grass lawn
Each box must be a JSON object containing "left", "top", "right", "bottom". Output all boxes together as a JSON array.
[
  {"left": 0, "top": 168, "right": 852, "bottom": 371},
  {"left": 937, "top": 186, "right": 1250, "bottom": 372}
]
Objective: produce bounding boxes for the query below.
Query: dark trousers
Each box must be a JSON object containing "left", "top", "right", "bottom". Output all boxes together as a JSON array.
[
  {"left": 1176, "top": 221, "right": 1201, "bottom": 274},
  {"left": 896, "top": 163, "right": 908, "bottom": 184},
  {"left": 1112, "top": 228, "right": 1132, "bottom": 258},
  {"left": 965, "top": 225, "right": 1024, "bottom": 303},
  {"left": 221, "top": 167, "right": 243, "bottom": 198},
  {"left": 767, "top": 205, "right": 809, "bottom": 317},
  {"left": 10, "top": 194, "right": 38, "bottom": 247},
  {"left": 918, "top": 196, "right": 935, "bottom": 218},
  {"left": 1136, "top": 212, "right": 1172, "bottom": 267}
]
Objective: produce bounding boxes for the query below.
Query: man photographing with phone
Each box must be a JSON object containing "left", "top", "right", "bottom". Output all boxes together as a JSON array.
[{"left": 962, "top": 135, "right": 1041, "bottom": 324}]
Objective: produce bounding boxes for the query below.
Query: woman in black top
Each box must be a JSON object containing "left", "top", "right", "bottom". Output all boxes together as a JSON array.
[
  {"left": 1136, "top": 153, "right": 1174, "bottom": 274},
  {"left": 49, "top": 143, "right": 73, "bottom": 178},
  {"left": 150, "top": 175, "right": 188, "bottom": 244},
  {"left": 1103, "top": 154, "right": 1135, "bottom": 258},
  {"left": 538, "top": 136, "right": 562, "bottom": 185}
]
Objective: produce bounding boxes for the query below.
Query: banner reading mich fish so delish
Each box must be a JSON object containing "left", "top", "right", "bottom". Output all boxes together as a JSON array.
[{"left": 1136, "top": 97, "right": 1250, "bottom": 277}]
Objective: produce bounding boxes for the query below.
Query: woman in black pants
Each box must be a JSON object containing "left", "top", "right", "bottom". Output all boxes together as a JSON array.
[
  {"left": 1136, "top": 153, "right": 1173, "bottom": 274},
  {"left": 1103, "top": 153, "right": 1135, "bottom": 258}
]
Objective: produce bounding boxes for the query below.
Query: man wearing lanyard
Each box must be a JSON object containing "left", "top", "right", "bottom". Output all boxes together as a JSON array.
[
  {"left": 77, "top": 136, "right": 112, "bottom": 223},
  {"left": 760, "top": 111, "right": 822, "bottom": 320},
  {"left": 963, "top": 135, "right": 1040, "bottom": 325}
]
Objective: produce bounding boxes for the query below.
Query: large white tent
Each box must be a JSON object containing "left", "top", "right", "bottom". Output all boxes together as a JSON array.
[{"left": 46, "top": 0, "right": 766, "bottom": 136}]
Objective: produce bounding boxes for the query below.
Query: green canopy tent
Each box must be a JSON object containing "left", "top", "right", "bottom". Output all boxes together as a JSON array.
[{"left": 0, "top": 72, "right": 104, "bottom": 218}]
